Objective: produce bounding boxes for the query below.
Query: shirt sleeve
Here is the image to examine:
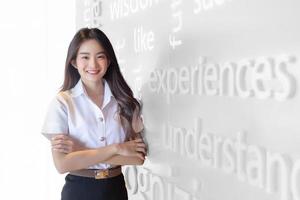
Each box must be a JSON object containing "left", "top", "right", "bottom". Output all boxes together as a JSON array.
[{"left": 41, "top": 95, "right": 69, "bottom": 140}]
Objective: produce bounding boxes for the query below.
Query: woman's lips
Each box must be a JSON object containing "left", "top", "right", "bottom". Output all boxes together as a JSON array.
[{"left": 86, "top": 70, "right": 100, "bottom": 75}]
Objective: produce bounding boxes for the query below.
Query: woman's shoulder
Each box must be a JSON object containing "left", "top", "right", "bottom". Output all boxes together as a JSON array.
[
  {"left": 49, "top": 90, "right": 73, "bottom": 107},
  {"left": 57, "top": 90, "right": 72, "bottom": 101}
]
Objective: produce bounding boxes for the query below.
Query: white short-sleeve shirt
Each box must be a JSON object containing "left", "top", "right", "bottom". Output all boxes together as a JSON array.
[{"left": 41, "top": 78, "right": 126, "bottom": 170}]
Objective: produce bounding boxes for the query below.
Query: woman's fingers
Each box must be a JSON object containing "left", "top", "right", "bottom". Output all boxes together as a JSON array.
[
  {"left": 51, "top": 139, "right": 73, "bottom": 147},
  {"left": 51, "top": 135, "right": 72, "bottom": 144},
  {"left": 51, "top": 135, "right": 74, "bottom": 154},
  {"left": 130, "top": 138, "right": 147, "bottom": 154},
  {"left": 50, "top": 134, "right": 86, "bottom": 152},
  {"left": 134, "top": 139, "right": 147, "bottom": 155},
  {"left": 117, "top": 139, "right": 147, "bottom": 158},
  {"left": 136, "top": 142, "right": 146, "bottom": 147},
  {"left": 136, "top": 147, "right": 146, "bottom": 154},
  {"left": 52, "top": 143, "right": 72, "bottom": 153},
  {"left": 52, "top": 134, "right": 68, "bottom": 141},
  {"left": 134, "top": 138, "right": 143, "bottom": 143},
  {"left": 52, "top": 143, "right": 70, "bottom": 149},
  {"left": 136, "top": 153, "right": 145, "bottom": 160},
  {"left": 51, "top": 139, "right": 63, "bottom": 145},
  {"left": 51, "top": 135, "right": 73, "bottom": 145}
]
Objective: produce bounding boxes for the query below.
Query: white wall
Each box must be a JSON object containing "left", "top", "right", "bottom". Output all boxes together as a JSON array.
[
  {"left": 1, "top": 1, "right": 298, "bottom": 200},
  {"left": 75, "top": 1, "right": 300, "bottom": 200},
  {"left": 0, "top": 0, "right": 75, "bottom": 199}
]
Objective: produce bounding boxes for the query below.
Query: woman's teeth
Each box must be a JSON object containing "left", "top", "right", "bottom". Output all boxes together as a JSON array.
[{"left": 86, "top": 70, "right": 100, "bottom": 74}]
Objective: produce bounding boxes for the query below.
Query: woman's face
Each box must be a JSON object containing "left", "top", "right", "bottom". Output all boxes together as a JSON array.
[{"left": 73, "top": 39, "right": 110, "bottom": 85}]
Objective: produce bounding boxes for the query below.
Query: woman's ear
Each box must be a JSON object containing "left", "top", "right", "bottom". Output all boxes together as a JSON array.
[{"left": 71, "top": 60, "right": 77, "bottom": 68}]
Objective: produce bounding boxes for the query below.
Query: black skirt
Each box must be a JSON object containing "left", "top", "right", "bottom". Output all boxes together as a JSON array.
[{"left": 61, "top": 173, "right": 128, "bottom": 200}]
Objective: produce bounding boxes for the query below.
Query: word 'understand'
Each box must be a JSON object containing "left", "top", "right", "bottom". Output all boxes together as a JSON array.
[{"left": 163, "top": 118, "right": 300, "bottom": 200}]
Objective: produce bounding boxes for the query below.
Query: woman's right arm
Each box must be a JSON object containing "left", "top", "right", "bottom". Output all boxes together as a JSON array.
[{"left": 51, "top": 137, "right": 145, "bottom": 174}]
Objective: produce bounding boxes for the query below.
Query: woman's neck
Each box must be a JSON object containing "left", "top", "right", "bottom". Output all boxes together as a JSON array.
[{"left": 82, "top": 79, "right": 104, "bottom": 98}]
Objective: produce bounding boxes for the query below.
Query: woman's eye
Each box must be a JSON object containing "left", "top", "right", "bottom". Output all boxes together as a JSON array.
[
  {"left": 81, "top": 56, "right": 89, "bottom": 59},
  {"left": 98, "top": 55, "right": 105, "bottom": 59}
]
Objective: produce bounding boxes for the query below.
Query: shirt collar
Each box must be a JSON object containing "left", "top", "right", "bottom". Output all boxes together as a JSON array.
[
  {"left": 71, "top": 79, "right": 115, "bottom": 105},
  {"left": 71, "top": 79, "right": 84, "bottom": 97},
  {"left": 103, "top": 79, "right": 115, "bottom": 107}
]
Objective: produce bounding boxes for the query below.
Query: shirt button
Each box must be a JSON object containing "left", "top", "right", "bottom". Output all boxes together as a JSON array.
[
  {"left": 99, "top": 117, "right": 104, "bottom": 122},
  {"left": 100, "top": 137, "right": 106, "bottom": 141}
]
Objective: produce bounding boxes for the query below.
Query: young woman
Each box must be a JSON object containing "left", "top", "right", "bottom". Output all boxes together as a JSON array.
[{"left": 41, "top": 27, "right": 146, "bottom": 200}]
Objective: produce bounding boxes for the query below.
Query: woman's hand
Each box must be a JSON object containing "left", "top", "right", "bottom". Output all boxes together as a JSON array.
[
  {"left": 51, "top": 134, "right": 86, "bottom": 154},
  {"left": 116, "top": 138, "right": 146, "bottom": 160}
]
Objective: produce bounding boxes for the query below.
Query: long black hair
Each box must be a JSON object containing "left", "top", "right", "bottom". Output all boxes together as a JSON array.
[{"left": 61, "top": 27, "right": 142, "bottom": 139}]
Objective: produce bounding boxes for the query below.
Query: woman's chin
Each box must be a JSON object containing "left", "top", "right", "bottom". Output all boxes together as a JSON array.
[{"left": 81, "top": 77, "right": 102, "bottom": 84}]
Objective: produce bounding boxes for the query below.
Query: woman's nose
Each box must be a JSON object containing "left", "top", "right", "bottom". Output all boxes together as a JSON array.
[{"left": 89, "top": 57, "right": 98, "bottom": 68}]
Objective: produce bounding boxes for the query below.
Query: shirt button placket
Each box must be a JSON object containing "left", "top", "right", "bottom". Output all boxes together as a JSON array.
[{"left": 98, "top": 116, "right": 106, "bottom": 142}]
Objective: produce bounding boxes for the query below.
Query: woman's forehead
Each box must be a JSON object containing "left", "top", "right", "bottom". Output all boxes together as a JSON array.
[{"left": 78, "top": 39, "right": 105, "bottom": 53}]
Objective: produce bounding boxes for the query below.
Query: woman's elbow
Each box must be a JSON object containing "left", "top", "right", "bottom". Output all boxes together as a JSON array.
[
  {"left": 54, "top": 162, "right": 69, "bottom": 174},
  {"left": 52, "top": 150, "right": 71, "bottom": 174},
  {"left": 57, "top": 168, "right": 68, "bottom": 174},
  {"left": 53, "top": 157, "right": 71, "bottom": 174}
]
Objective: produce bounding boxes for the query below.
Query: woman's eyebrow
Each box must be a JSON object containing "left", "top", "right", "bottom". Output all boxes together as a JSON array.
[{"left": 79, "top": 51, "right": 105, "bottom": 55}]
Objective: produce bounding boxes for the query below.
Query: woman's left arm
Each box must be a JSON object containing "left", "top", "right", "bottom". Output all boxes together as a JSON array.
[
  {"left": 103, "top": 154, "right": 145, "bottom": 165},
  {"left": 106, "top": 107, "right": 146, "bottom": 165}
]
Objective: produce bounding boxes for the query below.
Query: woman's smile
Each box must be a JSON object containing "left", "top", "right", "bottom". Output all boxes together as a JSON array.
[{"left": 86, "top": 69, "right": 101, "bottom": 75}]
